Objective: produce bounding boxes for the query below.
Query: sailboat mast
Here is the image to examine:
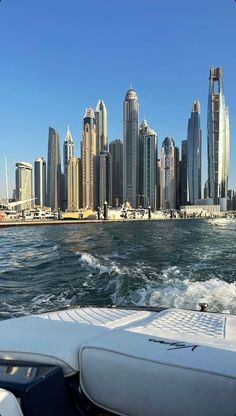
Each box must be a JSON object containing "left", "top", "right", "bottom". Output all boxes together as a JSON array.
[{"left": 4, "top": 156, "right": 9, "bottom": 202}]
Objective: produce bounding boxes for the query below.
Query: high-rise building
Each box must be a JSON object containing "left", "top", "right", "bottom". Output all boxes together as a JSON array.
[
  {"left": 34, "top": 157, "right": 46, "bottom": 207},
  {"left": 187, "top": 100, "right": 202, "bottom": 204},
  {"left": 95, "top": 99, "right": 108, "bottom": 207},
  {"left": 143, "top": 125, "right": 157, "bottom": 210},
  {"left": 47, "top": 127, "right": 61, "bottom": 210},
  {"left": 204, "top": 180, "right": 209, "bottom": 199},
  {"left": 82, "top": 108, "right": 96, "bottom": 209},
  {"left": 15, "top": 162, "right": 33, "bottom": 211},
  {"left": 175, "top": 146, "right": 181, "bottom": 209},
  {"left": 95, "top": 99, "right": 108, "bottom": 154},
  {"left": 160, "top": 137, "right": 176, "bottom": 209},
  {"left": 139, "top": 120, "right": 149, "bottom": 207},
  {"left": 181, "top": 140, "right": 188, "bottom": 205},
  {"left": 123, "top": 88, "right": 139, "bottom": 208},
  {"left": 63, "top": 126, "right": 74, "bottom": 210},
  {"left": 109, "top": 139, "right": 123, "bottom": 207},
  {"left": 67, "top": 157, "right": 81, "bottom": 211},
  {"left": 156, "top": 159, "right": 161, "bottom": 209},
  {"left": 99, "top": 151, "right": 112, "bottom": 207},
  {"left": 207, "top": 67, "right": 230, "bottom": 204},
  {"left": 227, "top": 190, "right": 234, "bottom": 211}
]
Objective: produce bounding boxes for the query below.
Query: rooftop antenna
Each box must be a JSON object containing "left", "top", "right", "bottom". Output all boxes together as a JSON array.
[
  {"left": 4, "top": 156, "right": 9, "bottom": 202},
  {"left": 130, "top": 81, "right": 133, "bottom": 90}
]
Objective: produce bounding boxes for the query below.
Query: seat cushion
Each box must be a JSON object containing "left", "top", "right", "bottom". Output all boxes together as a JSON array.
[
  {"left": 0, "top": 316, "right": 109, "bottom": 376},
  {"left": 79, "top": 329, "right": 236, "bottom": 416}
]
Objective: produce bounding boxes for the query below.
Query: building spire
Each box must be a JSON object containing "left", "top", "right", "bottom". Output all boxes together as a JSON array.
[{"left": 65, "top": 125, "right": 73, "bottom": 143}]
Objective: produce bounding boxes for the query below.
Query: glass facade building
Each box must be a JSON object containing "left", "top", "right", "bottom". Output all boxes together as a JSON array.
[
  {"left": 160, "top": 137, "right": 176, "bottom": 209},
  {"left": 99, "top": 151, "right": 112, "bottom": 208},
  {"left": 123, "top": 89, "right": 139, "bottom": 208},
  {"left": 143, "top": 127, "right": 157, "bottom": 210},
  {"left": 207, "top": 67, "right": 230, "bottom": 202},
  {"left": 34, "top": 157, "right": 46, "bottom": 207},
  {"left": 187, "top": 100, "right": 202, "bottom": 204},
  {"left": 47, "top": 127, "right": 61, "bottom": 210},
  {"left": 109, "top": 139, "right": 123, "bottom": 207}
]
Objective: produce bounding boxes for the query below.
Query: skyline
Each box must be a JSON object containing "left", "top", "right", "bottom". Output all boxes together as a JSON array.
[{"left": 0, "top": 0, "right": 235, "bottom": 196}]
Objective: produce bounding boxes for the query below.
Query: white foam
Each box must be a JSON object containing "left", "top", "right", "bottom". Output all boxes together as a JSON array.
[
  {"left": 109, "top": 260, "right": 236, "bottom": 314},
  {"left": 149, "top": 278, "right": 236, "bottom": 314},
  {"left": 76, "top": 251, "right": 124, "bottom": 276}
]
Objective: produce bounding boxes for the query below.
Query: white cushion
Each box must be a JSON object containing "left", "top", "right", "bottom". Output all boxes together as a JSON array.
[
  {"left": 80, "top": 329, "right": 236, "bottom": 416},
  {"left": 0, "top": 389, "right": 23, "bottom": 416},
  {"left": 0, "top": 316, "right": 109, "bottom": 375}
]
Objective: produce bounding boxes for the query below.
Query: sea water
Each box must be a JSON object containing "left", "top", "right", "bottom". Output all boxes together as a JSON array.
[{"left": 0, "top": 219, "right": 236, "bottom": 319}]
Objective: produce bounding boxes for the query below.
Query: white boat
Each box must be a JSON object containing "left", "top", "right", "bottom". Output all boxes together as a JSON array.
[{"left": 0, "top": 305, "right": 236, "bottom": 415}]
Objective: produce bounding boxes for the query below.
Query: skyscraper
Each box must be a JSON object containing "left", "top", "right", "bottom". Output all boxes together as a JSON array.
[
  {"left": 123, "top": 88, "right": 139, "bottom": 208},
  {"left": 207, "top": 67, "right": 230, "bottom": 204},
  {"left": 181, "top": 140, "right": 188, "bottom": 205},
  {"left": 82, "top": 108, "right": 96, "bottom": 209},
  {"left": 63, "top": 126, "right": 74, "bottom": 210},
  {"left": 99, "top": 151, "right": 112, "bottom": 207},
  {"left": 34, "top": 157, "right": 46, "bottom": 207},
  {"left": 160, "top": 137, "right": 176, "bottom": 209},
  {"left": 109, "top": 139, "right": 123, "bottom": 207},
  {"left": 15, "top": 162, "right": 33, "bottom": 211},
  {"left": 175, "top": 146, "right": 181, "bottom": 209},
  {"left": 156, "top": 159, "right": 161, "bottom": 209},
  {"left": 187, "top": 100, "right": 202, "bottom": 204},
  {"left": 47, "top": 127, "right": 61, "bottom": 210},
  {"left": 95, "top": 99, "right": 108, "bottom": 154},
  {"left": 143, "top": 125, "right": 157, "bottom": 210},
  {"left": 67, "top": 157, "right": 81, "bottom": 211},
  {"left": 139, "top": 120, "right": 149, "bottom": 207}
]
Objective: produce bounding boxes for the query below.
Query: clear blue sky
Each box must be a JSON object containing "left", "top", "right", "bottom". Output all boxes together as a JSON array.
[{"left": 0, "top": 0, "right": 235, "bottom": 196}]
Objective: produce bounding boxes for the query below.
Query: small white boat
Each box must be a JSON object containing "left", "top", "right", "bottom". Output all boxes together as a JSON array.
[{"left": 0, "top": 305, "right": 236, "bottom": 416}]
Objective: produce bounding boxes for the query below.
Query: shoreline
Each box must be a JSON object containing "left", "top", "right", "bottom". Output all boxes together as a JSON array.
[{"left": 0, "top": 216, "right": 234, "bottom": 228}]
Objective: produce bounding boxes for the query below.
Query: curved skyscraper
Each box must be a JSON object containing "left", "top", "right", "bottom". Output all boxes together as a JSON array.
[
  {"left": 207, "top": 67, "right": 230, "bottom": 204},
  {"left": 123, "top": 88, "right": 139, "bottom": 208},
  {"left": 187, "top": 100, "right": 202, "bottom": 204}
]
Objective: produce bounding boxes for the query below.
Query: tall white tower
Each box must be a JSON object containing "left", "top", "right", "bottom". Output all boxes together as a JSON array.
[
  {"left": 95, "top": 99, "right": 108, "bottom": 154},
  {"left": 207, "top": 67, "right": 230, "bottom": 206}
]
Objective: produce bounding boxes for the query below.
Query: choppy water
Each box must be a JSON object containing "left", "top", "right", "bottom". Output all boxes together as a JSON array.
[{"left": 0, "top": 219, "right": 236, "bottom": 319}]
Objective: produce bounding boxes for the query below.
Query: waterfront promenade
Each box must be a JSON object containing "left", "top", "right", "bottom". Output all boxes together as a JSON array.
[{"left": 0, "top": 214, "right": 235, "bottom": 228}]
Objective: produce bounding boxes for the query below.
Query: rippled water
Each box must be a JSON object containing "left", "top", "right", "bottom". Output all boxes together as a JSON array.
[{"left": 0, "top": 219, "right": 236, "bottom": 319}]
